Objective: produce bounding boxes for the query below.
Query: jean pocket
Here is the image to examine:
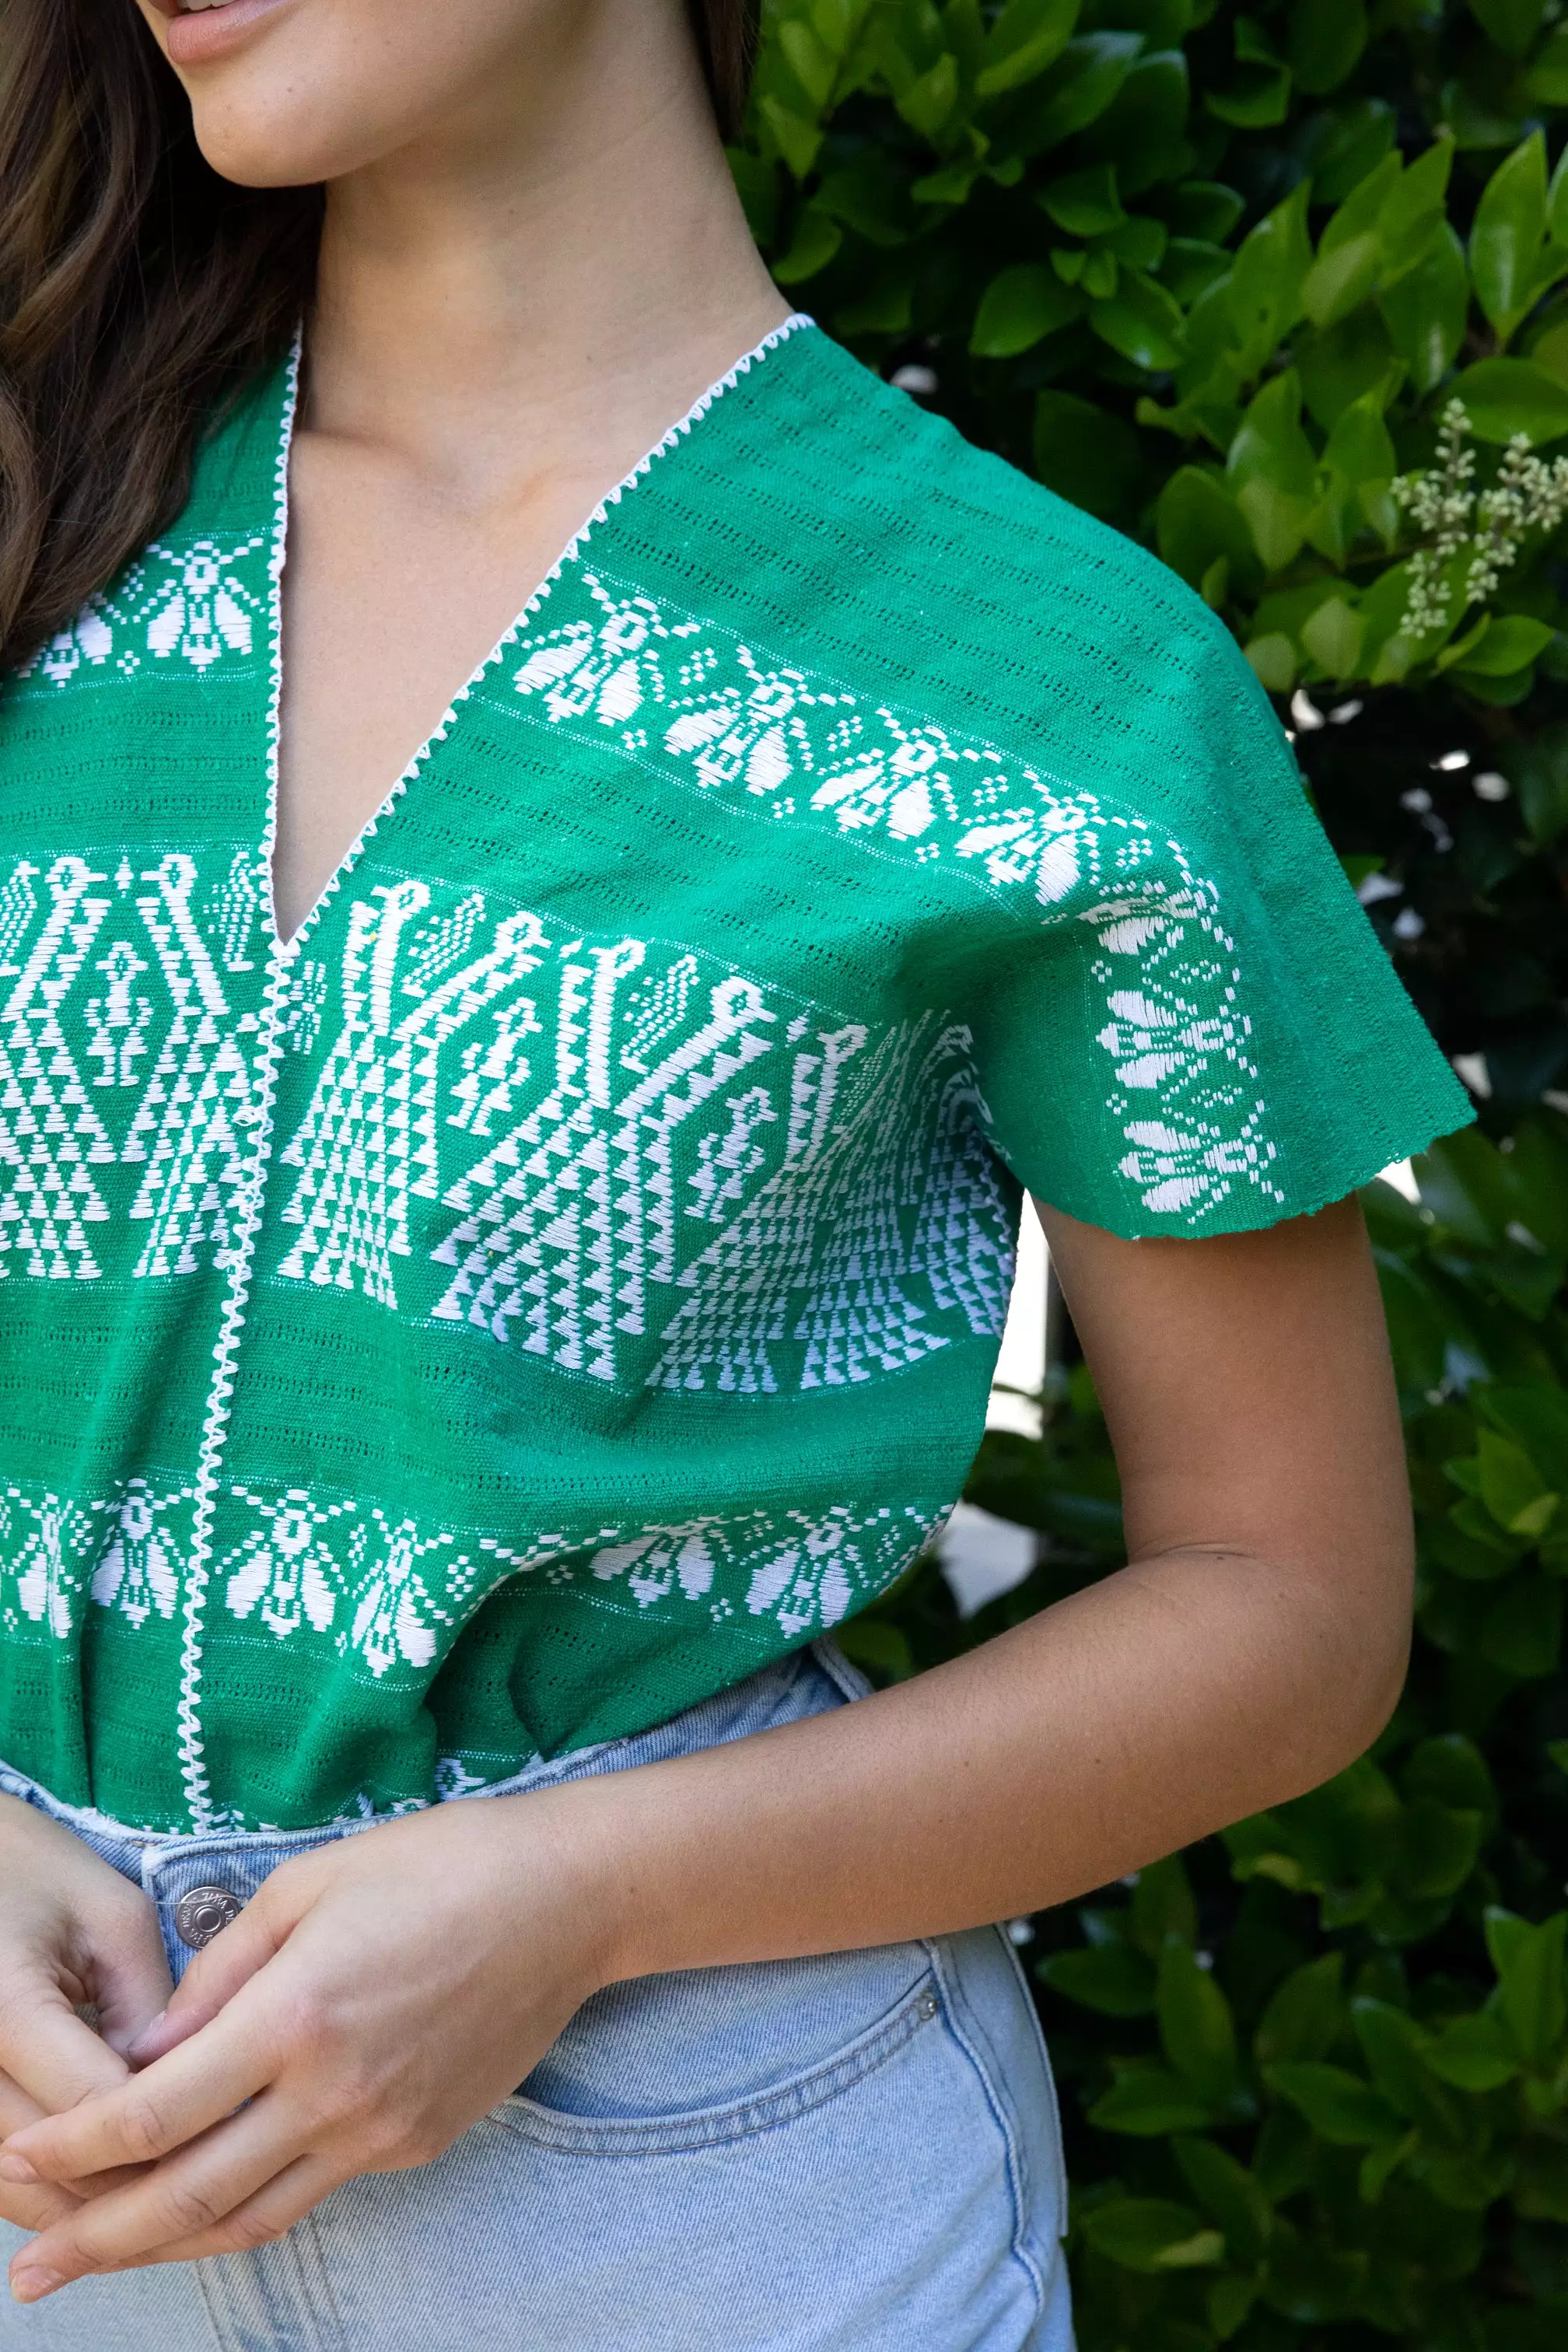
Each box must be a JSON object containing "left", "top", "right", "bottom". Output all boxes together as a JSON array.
[{"left": 496, "top": 1944, "right": 938, "bottom": 2157}]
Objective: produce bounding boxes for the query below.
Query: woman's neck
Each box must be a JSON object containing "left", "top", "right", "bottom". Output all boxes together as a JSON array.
[{"left": 303, "top": 10, "right": 786, "bottom": 490}]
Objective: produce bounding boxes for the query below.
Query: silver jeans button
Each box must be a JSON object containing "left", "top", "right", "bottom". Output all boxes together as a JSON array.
[{"left": 174, "top": 1884, "right": 243, "bottom": 1951}]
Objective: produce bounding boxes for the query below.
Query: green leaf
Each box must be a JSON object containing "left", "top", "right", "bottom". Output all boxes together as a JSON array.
[
  {"left": 1480, "top": 1577, "right": 1563, "bottom": 1677},
  {"left": 1208, "top": 2273, "right": 1258, "bottom": 2341},
  {"left": 1206, "top": 64, "right": 1291, "bottom": 129},
  {"left": 896, "top": 51, "right": 961, "bottom": 137},
  {"left": 772, "top": 207, "right": 842, "bottom": 285},
  {"left": 1108, "top": 215, "right": 1167, "bottom": 271},
  {"left": 1470, "top": 133, "right": 1549, "bottom": 345},
  {"left": 1264, "top": 2061, "right": 1404, "bottom": 2144},
  {"left": 1155, "top": 467, "right": 1258, "bottom": 591},
  {"left": 1226, "top": 182, "right": 1313, "bottom": 375},
  {"left": 1089, "top": 2067, "right": 1216, "bottom": 2134},
  {"left": 1163, "top": 238, "right": 1231, "bottom": 306},
  {"left": 1468, "top": 0, "right": 1548, "bottom": 60},
  {"left": 1255, "top": 1955, "right": 1346, "bottom": 2067},
  {"left": 1170, "top": 180, "right": 1245, "bottom": 243},
  {"left": 1300, "top": 98, "right": 1395, "bottom": 205},
  {"left": 976, "top": 0, "right": 1082, "bottom": 97},
  {"left": 1174, "top": 2136, "right": 1274, "bottom": 2263},
  {"left": 1244, "top": 632, "right": 1297, "bottom": 689},
  {"left": 1022, "top": 32, "right": 1143, "bottom": 150},
  {"left": 1479, "top": 1383, "right": 1568, "bottom": 1480},
  {"left": 1299, "top": 312, "right": 1403, "bottom": 432},
  {"left": 1039, "top": 1939, "right": 1157, "bottom": 2015},
  {"left": 1076, "top": 51, "right": 1192, "bottom": 199},
  {"left": 1506, "top": 722, "right": 1568, "bottom": 842},
  {"left": 1447, "top": 357, "right": 1568, "bottom": 444},
  {"left": 971, "top": 262, "right": 1085, "bottom": 355},
  {"left": 1475, "top": 1423, "right": 1559, "bottom": 1530},
  {"left": 1159, "top": 1939, "right": 1242, "bottom": 2104},
  {"left": 1300, "top": 232, "right": 1382, "bottom": 331},
  {"left": 1402, "top": 1731, "right": 1496, "bottom": 1822},
  {"left": 1454, "top": 614, "right": 1557, "bottom": 681},
  {"left": 829, "top": 1615, "right": 912, "bottom": 1680},
  {"left": 760, "top": 96, "right": 825, "bottom": 180},
  {"left": 1378, "top": 136, "right": 1457, "bottom": 286},
  {"left": 1090, "top": 268, "right": 1187, "bottom": 369},
  {"left": 779, "top": 18, "right": 838, "bottom": 108},
  {"left": 1289, "top": 0, "right": 1367, "bottom": 96},
  {"left": 1379, "top": 222, "right": 1468, "bottom": 396},
  {"left": 1081, "top": 2197, "right": 1224, "bottom": 2273},
  {"left": 1351, "top": 1997, "right": 1461, "bottom": 2136},
  {"left": 1424, "top": 2010, "right": 1520, "bottom": 2091},
  {"left": 1300, "top": 596, "right": 1364, "bottom": 679},
  {"left": 1131, "top": 1853, "right": 1198, "bottom": 1956},
  {"left": 1038, "top": 163, "right": 1122, "bottom": 234},
  {"left": 1486, "top": 1907, "right": 1568, "bottom": 2063},
  {"left": 1229, "top": 369, "right": 1318, "bottom": 570},
  {"left": 1391, "top": 1797, "right": 1485, "bottom": 1899},
  {"left": 1031, "top": 391, "right": 1142, "bottom": 517},
  {"left": 1524, "top": 27, "right": 1568, "bottom": 106}
]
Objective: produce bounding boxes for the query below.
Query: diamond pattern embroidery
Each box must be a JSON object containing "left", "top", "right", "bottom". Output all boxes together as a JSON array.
[{"left": 0, "top": 848, "right": 270, "bottom": 1285}]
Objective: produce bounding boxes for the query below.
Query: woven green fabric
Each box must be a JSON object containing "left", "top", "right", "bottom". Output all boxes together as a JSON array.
[{"left": 0, "top": 318, "right": 1469, "bottom": 1832}]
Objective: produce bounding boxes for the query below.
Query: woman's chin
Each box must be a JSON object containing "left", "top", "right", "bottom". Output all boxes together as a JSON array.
[{"left": 187, "top": 100, "right": 376, "bottom": 190}]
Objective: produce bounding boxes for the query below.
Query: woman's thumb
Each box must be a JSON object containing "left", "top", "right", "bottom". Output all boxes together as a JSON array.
[{"left": 124, "top": 1893, "right": 285, "bottom": 2067}]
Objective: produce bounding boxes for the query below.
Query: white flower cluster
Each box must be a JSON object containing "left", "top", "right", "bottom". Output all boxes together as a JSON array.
[{"left": 1392, "top": 400, "right": 1568, "bottom": 642}]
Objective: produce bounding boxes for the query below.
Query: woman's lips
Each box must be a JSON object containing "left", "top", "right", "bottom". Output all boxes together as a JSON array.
[{"left": 164, "top": 0, "right": 298, "bottom": 67}]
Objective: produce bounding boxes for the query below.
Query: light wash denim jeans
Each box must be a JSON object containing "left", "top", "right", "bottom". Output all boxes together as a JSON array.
[{"left": 0, "top": 1643, "right": 1073, "bottom": 2351}]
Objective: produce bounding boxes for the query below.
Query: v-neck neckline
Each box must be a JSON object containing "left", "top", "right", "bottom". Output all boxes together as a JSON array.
[{"left": 260, "top": 312, "right": 816, "bottom": 962}]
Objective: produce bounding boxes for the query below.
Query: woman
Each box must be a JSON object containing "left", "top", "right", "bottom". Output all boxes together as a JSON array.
[{"left": 0, "top": 2, "right": 1468, "bottom": 2345}]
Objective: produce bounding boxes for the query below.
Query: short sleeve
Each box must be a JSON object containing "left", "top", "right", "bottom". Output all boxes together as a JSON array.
[{"left": 961, "top": 604, "right": 1472, "bottom": 1237}]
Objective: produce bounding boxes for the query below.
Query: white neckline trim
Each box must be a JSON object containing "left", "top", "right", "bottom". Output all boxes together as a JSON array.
[{"left": 264, "top": 310, "right": 816, "bottom": 961}]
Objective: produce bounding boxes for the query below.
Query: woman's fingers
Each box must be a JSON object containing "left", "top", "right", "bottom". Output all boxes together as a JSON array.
[
  {"left": 0, "top": 1979, "right": 131, "bottom": 2116},
  {"left": 111, "top": 2152, "right": 345, "bottom": 2270},
  {"left": 89, "top": 1895, "right": 175, "bottom": 2062},
  {"left": 0, "top": 1997, "right": 275, "bottom": 2185},
  {"left": 6, "top": 2095, "right": 313, "bottom": 2298},
  {"left": 0, "top": 2073, "right": 84, "bottom": 2236},
  {"left": 126, "top": 1893, "right": 283, "bottom": 2067}
]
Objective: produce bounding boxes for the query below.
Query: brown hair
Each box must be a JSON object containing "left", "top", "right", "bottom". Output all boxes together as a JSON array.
[{"left": 0, "top": 0, "right": 761, "bottom": 669}]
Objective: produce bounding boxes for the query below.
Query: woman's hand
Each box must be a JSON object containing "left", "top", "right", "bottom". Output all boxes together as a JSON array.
[
  {"left": 0, "top": 1783, "right": 618, "bottom": 2299},
  {"left": 0, "top": 1791, "right": 173, "bottom": 2239}
]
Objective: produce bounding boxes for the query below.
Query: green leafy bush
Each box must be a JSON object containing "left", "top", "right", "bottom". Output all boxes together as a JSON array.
[{"left": 736, "top": 5, "right": 1568, "bottom": 2341}]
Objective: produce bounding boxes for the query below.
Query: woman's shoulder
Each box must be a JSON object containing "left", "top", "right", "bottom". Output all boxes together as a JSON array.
[{"left": 684, "top": 322, "right": 1272, "bottom": 821}]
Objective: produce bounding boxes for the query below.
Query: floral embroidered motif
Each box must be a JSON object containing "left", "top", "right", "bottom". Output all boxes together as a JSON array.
[
  {"left": 0, "top": 1478, "right": 194, "bottom": 1641},
  {"left": 92, "top": 1481, "right": 192, "bottom": 1629},
  {"left": 0, "top": 1462, "right": 934, "bottom": 1687},
  {"left": 506, "top": 569, "right": 1285, "bottom": 1223},
  {"left": 16, "top": 537, "right": 269, "bottom": 689}
]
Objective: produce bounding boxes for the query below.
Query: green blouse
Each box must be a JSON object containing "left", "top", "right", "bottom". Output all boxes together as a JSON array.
[{"left": 0, "top": 317, "right": 1468, "bottom": 1833}]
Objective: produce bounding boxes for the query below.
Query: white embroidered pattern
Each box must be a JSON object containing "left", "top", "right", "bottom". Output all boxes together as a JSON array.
[
  {"left": 0, "top": 850, "right": 271, "bottom": 1283},
  {"left": 0, "top": 1478, "right": 194, "bottom": 1642},
  {"left": 16, "top": 537, "right": 270, "bottom": 688},
  {"left": 265, "top": 885, "right": 1011, "bottom": 1394},
  {"left": 504, "top": 569, "right": 1284, "bottom": 1223},
  {"left": 0, "top": 1467, "right": 935, "bottom": 1668}
]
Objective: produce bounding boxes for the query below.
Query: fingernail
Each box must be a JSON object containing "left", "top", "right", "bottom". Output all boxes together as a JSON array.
[
  {"left": 10, "top": 2269, "right": 61, "bottom": 2304},
  {"left": 127, "top": 2010, "right": 166, "bottom": 2059},
  {"left": 0, "top": 2154, "right": 38, "bottom": 2185}
]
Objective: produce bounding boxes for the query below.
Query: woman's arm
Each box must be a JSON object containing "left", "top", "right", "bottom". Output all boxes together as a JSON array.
[{"left": 2, "top": 1195, "right": 1413, "bottom": 2296}]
